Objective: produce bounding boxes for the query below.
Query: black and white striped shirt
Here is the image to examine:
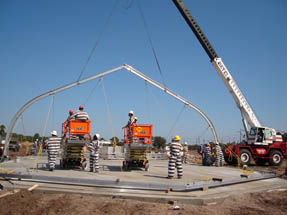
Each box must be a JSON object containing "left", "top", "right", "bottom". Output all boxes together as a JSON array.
[
  {"left": 72, "top": 110, "right": 89, "bottom": 120},
  {"left": 47, "top": 137, "right": 61, "bottom": 152},
  {"left": 170, "top": 142, "right": 183, "bottom": 156}
]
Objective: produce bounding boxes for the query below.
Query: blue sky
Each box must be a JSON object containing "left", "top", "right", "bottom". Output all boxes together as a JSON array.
[{"left": 1, "top": 0, "right": 286, "bottom": 144}]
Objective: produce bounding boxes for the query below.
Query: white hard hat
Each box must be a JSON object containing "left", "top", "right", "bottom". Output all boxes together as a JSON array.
[
  {"left": 129, "top": 110, "right": 134, "bottom": 115},
  {"left": 95, "top": 133, "right": 100, "bottom": 139},
  {"left": 184, "top": 142, "right": 187, "bottom": 145},
  {"left": 51, "top": 130, "right": 57, "bottom": 136}
]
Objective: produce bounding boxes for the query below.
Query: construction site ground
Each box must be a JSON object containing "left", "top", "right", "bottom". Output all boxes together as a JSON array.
[{"left": 0, "top": 145, "right": 287, "bottom": 214}]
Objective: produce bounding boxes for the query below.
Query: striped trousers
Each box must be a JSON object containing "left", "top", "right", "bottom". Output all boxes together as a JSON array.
[
  {"left": 215, "top": 145, "right": 225, "bottom": 167},
  {"left": 48, "top": 151, "right": 58, "bottom": 170},
  {"left": 90, "top": 149, "right": 99, "bottom": 172},
  {"left": 168, "top": 155, "right": 183, "bottom": 178}
]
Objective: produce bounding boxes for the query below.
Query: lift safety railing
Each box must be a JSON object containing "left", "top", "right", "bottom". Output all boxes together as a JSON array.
[{"left": 1, "top": 64, "right": 219, "bottom": 161}]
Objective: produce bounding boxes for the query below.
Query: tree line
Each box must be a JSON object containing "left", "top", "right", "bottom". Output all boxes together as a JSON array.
[{"left": 2, "top": 124, "right": 287, "bottom": 147}]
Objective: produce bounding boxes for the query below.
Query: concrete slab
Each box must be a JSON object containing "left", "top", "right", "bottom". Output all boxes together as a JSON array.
[{"left": 1, "top": 155, "right": 287, "bottom": 205}]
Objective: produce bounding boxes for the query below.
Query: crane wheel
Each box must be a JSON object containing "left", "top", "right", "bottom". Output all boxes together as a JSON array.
[
  {"left": 239, "top": 149, "right": 252, "bottom": 165},
  {"left": 269, "top": 150, "right": 283, "bottom": 166}
]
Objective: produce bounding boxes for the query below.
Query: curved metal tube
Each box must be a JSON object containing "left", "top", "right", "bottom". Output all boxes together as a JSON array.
[
  {"left": 2, "top": 64, "right": 219, "bottom": 161},
  {"left": 123, "top": 64, "right": 219, "bottom": 143}
]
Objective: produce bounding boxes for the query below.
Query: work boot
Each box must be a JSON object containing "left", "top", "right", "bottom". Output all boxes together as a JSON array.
[
  {"left": 49, "top": 168, "right": 54, "bottom": 172},
  {"left": 178, "top": 176, "right": 182, "bottom": 179},
  {"left": 167, "top": 176, "right": 173, "bottom": 179}
]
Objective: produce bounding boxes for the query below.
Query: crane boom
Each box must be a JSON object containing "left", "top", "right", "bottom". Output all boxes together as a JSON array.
[{"left": 172, "top": 0, "right": 261, "bottom": 130}]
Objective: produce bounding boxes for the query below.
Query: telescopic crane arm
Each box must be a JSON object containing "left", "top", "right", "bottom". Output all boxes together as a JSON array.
[{"left": 172, "top": 0, "right": 262, "bottom": 134}]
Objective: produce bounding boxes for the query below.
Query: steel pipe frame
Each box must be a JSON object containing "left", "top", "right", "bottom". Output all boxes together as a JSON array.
[{"left": 2, "top": 64, "right": 218, "bottom": 161}]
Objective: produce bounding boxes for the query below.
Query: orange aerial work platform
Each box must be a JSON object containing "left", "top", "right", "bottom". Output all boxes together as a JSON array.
[
  {"left": 60, "top": 119, "right": 91, "bottom": 170},
  {"left": 62, "top": 119, "right": 91, "bottom": 140},
  {"left": 123, "top": 124, "right": 153, "bottom": 171},
  {"left": 124, "top": 124, "right": 153, "bottom": 145}
]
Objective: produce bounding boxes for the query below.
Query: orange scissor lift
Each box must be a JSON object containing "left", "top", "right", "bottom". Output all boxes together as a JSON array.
[
  {"left": 61, "top": 119, "right": 91, "bottom": 170},
  {"left": 123, "top": 124, "right": 152, "bottom": 171}
]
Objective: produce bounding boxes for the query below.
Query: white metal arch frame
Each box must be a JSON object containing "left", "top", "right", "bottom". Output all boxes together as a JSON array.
[{"left": 1, "top": 64, "right": 219, "bottom": 161}]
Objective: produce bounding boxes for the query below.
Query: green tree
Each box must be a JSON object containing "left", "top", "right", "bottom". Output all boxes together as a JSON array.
[
  {"left": 153, "top": 136, "right": 166, "bottom": 149},
  {"left": 110, "top": 136, "right": 119, "bottom": 146},
  {"left": 33, "top": 133, "right": 40, "bottom": 142},
  {"left": 0, "top": 124, "right": 6, "bottom": 138},
  {"left": 188, "top": 144, "right": 200, "bottom": 151}
]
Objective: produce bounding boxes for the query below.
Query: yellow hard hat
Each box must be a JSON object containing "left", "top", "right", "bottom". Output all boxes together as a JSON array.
[
  {"left": 134, "top": 117, "right": 138, "bottom": 120},
  {"left": 174, "top": 135, "right": 181, "bottom": 141}
]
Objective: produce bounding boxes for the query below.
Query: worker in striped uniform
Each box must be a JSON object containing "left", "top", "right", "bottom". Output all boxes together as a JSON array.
[
  {"left": 168, "top": 135, "right": 183, "bottom": 179},
  {"left": 125, "top": 110, "right": 135, "bottom": 144},
  {"left": 47, "top": 130, "right": 61, "bottom": 171},
  {"left": 88, "top": 134, "right": 100, "bottom": 173},
  {"left": 72, "top": 105, "right": 89, "bottom": 120},
  {"left": 202, "top": 143, "right": 213, "bottom": 166},
  {"left": 215, "top": 143, "right": 225, "bottom": 167}
]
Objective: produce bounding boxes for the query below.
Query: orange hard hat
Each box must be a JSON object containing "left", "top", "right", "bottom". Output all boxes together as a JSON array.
[
  {"left": 69, "top": 110, "right": 73, "bottom": 114},
  {"left": 79, "top": 105, "right": 84, "bottom": 110}
]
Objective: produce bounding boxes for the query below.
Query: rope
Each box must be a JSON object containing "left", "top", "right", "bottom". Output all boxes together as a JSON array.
[
  {"left": 77, "top": 0, "right": 119, "bottom": 81},
  {"left": 199, "top": 125, "right": 211, "bottom": 139},
  {"left": 147, "top": 85, "right": 172, "bottom": 128},
  {"left": 101, "top": 78, "right": 117, "bottom": 151},
  {"left": 83, "top": 79, "right": 101, "bottom": 106},
  {"left": 121, "top": 0, "right": 134, "bottom": 9},
  {"left": 136, "top": 0, "right": 166, "bottom": 87},
  {"left": 166, "top": 104, "right": 186, "bottom": 139},
  {"left": 222, "top": 145, "right": 254, "bottom": 174},
  {"left": 145, "top": 81, "right": 151, "bottom": 123},
  {"left": 52, "top": 96, "right": 55, "bottom": 128},
  {"left": 32, "top": 95, "right": 55, "bottom": 172}
]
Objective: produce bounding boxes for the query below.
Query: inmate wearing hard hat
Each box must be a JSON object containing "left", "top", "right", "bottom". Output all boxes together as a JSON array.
[{"left": 174, "top": 135, "right": 181, "bottom": 141}]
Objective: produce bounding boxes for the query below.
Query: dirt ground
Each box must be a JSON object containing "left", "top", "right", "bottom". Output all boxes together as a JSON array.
[
  {"left": 0, "top": 189, "right": 286, "bottom": 215},
  {"left": 2, "top": 145, "right": 287, "bottom": 214}
]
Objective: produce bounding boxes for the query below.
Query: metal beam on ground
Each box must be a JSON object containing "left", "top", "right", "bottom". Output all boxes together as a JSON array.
[{"left": 0, "top": 172, "right": 278, "bottom": 192}]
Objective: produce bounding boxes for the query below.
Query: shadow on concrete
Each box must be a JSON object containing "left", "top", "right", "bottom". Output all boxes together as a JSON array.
[
  {"left": 102, "top": 165, "right": 122, "bottom": 172},
  {"left": 143, "top": 175, "right": 167, "bottom": 179}
]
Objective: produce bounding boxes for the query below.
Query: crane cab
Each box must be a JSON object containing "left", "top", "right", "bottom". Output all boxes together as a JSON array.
[{"left": 248, "top": 127, "right": 282, "bottom": 145}]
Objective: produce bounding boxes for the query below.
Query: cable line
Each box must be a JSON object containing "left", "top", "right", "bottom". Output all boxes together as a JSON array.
[
  {"left": 144, "top": 81, "right": 151, "bottom": 123},
  {"left": 83, "top": 79, "right": 101, "bottom": 106},
  {"left": 136, "top": 0, "right": 166, "bottom": 87},
  {"left": 147, "top": 85, "right": 172, "bottom": 128},
  {"left": 77, "top": 0, "right": 119, "bottom": 81},
  {"left": 199, "top": 125, "right": 211, "bottom": 139},
  {"left": 166, "top": 104, "right": 186, "bottom": 139},
  {"left": 101, "top": 78, "right": 117, "bottom": 151},
  {"left": 121, "top": 0, "right": 134, "bottom": 9},
  {"left": 32, "top": 95, "right": 55, "bottom": 172}
]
